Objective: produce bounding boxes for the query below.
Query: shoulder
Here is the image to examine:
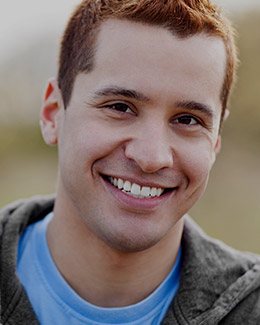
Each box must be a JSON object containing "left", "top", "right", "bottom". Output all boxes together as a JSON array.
[
  {"left": 183, "top": 216, "right": 260, "bottom": 270},
  {"left": 0, "top": 196, "right": 54, "bottom": 324},
  {"left": 0, "top": 195, "right": 55, "bottom": 245},
  {"left": 172, "top": 216, "right": 260, "bottom": 323},
  {"left": 0, "top": 195, "right": 55, "bottom": 227},
  {"left": 221, "top": 286, "right": 260, "bottom": 324}
]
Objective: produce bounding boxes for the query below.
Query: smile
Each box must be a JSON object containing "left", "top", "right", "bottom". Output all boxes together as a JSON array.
[{"left": 107, "top": 176, "right": 167, "bottom": 199}]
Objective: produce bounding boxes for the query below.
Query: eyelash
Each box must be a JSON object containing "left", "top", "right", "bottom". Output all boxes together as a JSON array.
[
  {"left": 104, "top": 102, "right": 135, "bottom": 114},
  {"left": 173, "top": 115, "right": 201, "bottom": 126},
  {"left": 103, "top": 102, "right": 202, "bottom": 127}
]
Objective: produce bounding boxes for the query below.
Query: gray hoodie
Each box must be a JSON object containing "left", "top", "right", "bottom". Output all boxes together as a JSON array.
[{"left": 1, "top": 196, "right": 260, "bottom": 324}]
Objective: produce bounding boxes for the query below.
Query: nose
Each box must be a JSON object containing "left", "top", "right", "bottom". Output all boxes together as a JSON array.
[{"left": 124, "top": 124, "right": 174, "bottom": 173}]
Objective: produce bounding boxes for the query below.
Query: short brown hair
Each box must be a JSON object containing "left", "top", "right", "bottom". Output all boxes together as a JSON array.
[{"left": 58, "top": 0, "right": 237, "bottom": 122}]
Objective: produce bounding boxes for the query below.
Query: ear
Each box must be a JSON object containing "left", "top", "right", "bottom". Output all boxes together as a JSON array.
[
  {"left": 40, "top": 78, "right": 63, "bottom": 145},
  {"left": 223, "top": 109, "right": 230, "bottom": 122},
  {"left": 214, "top": 135, "right": 222, "bottom": 155},
  {"left": 210, "top": 135, "right": 222, "bottom": 166}
]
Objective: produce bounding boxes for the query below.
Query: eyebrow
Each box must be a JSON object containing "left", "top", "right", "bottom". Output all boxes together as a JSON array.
[
  {"left": 92, "top": 86, "right": 150, "bottom": 102},
  {"left": 175, "top": 100, "right": 214, "bottom": 119},
  {"left": 91, "top": 86, "right": 214, "bottom": 119}
]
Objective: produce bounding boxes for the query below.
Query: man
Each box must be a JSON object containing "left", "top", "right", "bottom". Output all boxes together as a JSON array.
[{"left": 1, "top": 0, "right": 260, "bottom": 324}]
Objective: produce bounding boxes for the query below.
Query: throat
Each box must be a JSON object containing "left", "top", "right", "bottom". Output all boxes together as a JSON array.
[{"left": 48, "top": 193, "right": 183, "bottom": 308}]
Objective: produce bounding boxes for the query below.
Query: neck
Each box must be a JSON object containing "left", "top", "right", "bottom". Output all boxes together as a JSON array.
[{"left": 47, "top": 202, "right": 184, "bottom": 307}]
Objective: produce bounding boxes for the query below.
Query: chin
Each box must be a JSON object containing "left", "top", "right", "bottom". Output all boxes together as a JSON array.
[{"left": 99, "top": 227, "right": 168, "bottom": 253}]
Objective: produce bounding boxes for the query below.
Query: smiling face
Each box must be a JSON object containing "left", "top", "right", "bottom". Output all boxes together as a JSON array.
[{"left": 42, "top": 19, "right": 226, "bottom": 252}]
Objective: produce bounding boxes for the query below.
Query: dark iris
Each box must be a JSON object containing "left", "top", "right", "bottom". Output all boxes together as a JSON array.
[
  {"left": 177, "top": 116, "right": 196, "bottom": 125},
  {"left": 109, "top": 103, "right": 130, "bottom": 113}
]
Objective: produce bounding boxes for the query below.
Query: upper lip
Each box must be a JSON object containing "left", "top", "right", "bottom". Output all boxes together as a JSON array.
[{"left": 101, "top": 173, "right": 176, "bottom": 189}]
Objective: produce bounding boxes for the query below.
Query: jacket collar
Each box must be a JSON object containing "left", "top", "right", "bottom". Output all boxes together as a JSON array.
[
  {"left": 1, "top": 197, "right": 260, "bottom": 324},
  {"left": 0, "top": 196, "right": 55, "bottom": 324},
  {"left": 166, "top": 216, "right": 260, "bottom": 324}
]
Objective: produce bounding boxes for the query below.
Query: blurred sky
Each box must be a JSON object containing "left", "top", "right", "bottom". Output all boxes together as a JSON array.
[{"left": 1, "top": 0, "right": 260, "bottom": 63}]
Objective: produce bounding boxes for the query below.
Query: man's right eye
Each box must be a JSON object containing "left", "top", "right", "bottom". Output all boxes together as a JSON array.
[{"left": 105, "top": 103, "right": 133, "bottom": 114}]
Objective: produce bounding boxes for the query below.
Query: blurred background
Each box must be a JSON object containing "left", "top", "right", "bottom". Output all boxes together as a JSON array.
[{"left": 0, "top": 0, "right": 259, "bottom": 253}]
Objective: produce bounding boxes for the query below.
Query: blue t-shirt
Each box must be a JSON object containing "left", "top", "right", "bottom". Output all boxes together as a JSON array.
[{"left": 17, "top": 213, "right": 182, "bottom": 325}]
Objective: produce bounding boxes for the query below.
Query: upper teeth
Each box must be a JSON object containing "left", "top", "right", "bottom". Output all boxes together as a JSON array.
[{"left": 109, "top": 177, "right": 164, "bottom": 198}]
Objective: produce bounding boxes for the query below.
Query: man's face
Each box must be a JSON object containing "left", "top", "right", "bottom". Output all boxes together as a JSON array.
[{"left": 49, "top": 19, "right": 226, "bottom": 252}]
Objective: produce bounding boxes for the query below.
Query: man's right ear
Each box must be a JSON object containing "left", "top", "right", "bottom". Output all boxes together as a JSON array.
[{"left": 40, "top": 79, "right": 63, "bottom": 146}]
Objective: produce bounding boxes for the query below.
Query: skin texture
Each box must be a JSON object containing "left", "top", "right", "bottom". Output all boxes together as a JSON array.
[{"left": 40, "top": 19, "right": 226, "bottom": 307}]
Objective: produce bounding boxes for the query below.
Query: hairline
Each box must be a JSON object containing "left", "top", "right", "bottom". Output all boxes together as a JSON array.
[{"left": 62, "top": 17, "right": 229, "bottom": 127}]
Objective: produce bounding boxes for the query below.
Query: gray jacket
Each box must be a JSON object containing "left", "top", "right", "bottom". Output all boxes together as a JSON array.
[{"left": 1, "top": 196, "right": 260, "bottom": 324}]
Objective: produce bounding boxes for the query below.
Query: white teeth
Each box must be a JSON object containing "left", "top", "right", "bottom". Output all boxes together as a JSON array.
[
  {"left": 113, "top": 178, "right": 118, "bottom": 186},
  {"left": 118, "top": 178, "right": 124, "bottom": 189},
  {"left": 140, "top": 186, "right": 150, "bottom": 197},
  {"left": 123, "top": 181, "right": 131, "bottom": 192},
  {"left": 157, "top": 188, "right": 163, "bottom": 196},
  {"left": 108, "top": 177, "right": 165, "bottom": 199},
  {"left": 150, "top": 187, "right": 157, "bottom": 197},
  {"left": 131, "top": 183, "right": 141, "bottom": 195}
]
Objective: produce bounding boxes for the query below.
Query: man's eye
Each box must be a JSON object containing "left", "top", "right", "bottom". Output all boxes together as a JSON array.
[
  {"left": 106, "top": 103, "right": 133, "bottom": 114},
  {"left": 174, "top": 115, "right": 199, "bottom": 125}
]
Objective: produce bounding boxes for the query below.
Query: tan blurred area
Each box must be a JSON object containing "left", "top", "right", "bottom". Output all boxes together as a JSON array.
[{"left": 0, "top": 6, "right": 259, "bottom": 253}]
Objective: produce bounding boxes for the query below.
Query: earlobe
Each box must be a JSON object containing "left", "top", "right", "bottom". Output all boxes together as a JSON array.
[
  {"left": 40, "top": 78, "right": 63, "bottom": 146},
  {"left": 211, "top": 136, "right": 222, "bottom": 165},
  {"left": 214, "top": 136, "right": 222, "bottom": 155},
  {"left": 223, "top": 109, "right": 230, "bottom": 122}
]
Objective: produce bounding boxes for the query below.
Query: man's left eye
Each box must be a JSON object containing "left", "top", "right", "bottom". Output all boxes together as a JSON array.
[
  {"left": 174, "top": 115, "right": 199, "bottom": 125},
  {"left": 106, "top": 103, "right": 133, "bottom": 114}
]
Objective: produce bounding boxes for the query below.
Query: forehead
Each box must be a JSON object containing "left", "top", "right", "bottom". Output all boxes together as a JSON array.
[{"left": 75, "top": 19, "right": 226, "bottom": 116}]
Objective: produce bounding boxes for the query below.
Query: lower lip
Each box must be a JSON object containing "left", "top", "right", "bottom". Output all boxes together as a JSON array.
[{"left": 101, "top": 177, "right": 176, "bottom": 211}]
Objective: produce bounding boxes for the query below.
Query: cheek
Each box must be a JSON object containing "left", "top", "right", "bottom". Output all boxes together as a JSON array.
[
  {"left": 178, "top": 139, "right": 216, "bottom": 184},
  {"left": 59, "top": 118, "right": 127, "bottom": 173}
]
